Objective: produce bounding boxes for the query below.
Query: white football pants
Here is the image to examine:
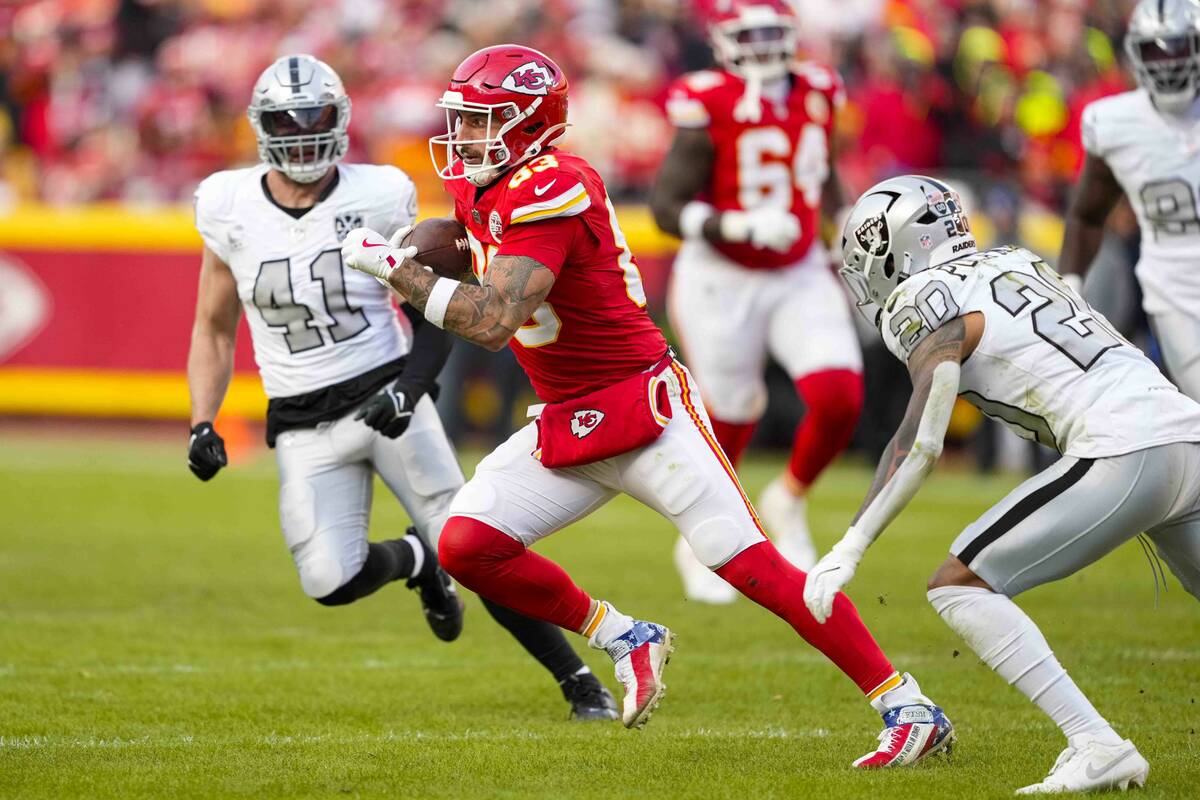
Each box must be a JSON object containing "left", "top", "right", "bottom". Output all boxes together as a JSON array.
[{"left": 274, "top": 396, "right": 464, "bottom": 599}]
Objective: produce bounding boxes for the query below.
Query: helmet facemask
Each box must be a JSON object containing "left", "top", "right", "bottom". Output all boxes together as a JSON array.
[
  {"left": 250, "top": 102, "right": 349, "bottom": 184},
  {"left": 712, "top": 16, "right": 797, "bottom": 83},
  {"left": 1126, "top": 31, "right": 1200, "bottom": 112},
  {"left": 430, "top": 92, "right": 568, "bottom": 187}
]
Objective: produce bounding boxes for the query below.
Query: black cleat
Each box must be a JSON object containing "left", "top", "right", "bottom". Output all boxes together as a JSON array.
[
  {"left": 404, "top": 526, "right": 464, "bottom": 642},
  {"left": 560, "top": 672, "right": 619, "bottom": 722}
]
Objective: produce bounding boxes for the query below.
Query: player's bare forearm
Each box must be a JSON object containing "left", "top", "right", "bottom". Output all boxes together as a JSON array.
[
  {"left": 187, "top": 328, "right": 237, "bottom": 425},
  {"left": 388, "top": 254, "right": 554, "bottom": 351},
  {"left": 187, "top": 248, "right": 241, "bottom": 425},
  {"left": 852, "top": 318, "right": 968, "bottom": 523},
  {"left": 1060, "top": 154, "right": 1122, "bottom": 276},
  {"left": 649, "top": 127, "right": 719, "bottom": 240}
]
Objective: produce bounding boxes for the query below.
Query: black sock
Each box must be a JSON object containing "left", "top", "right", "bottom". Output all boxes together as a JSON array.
[
  {"left": 480, "top": 597, "right": 586, "bottom": 684},
  {"left": 315, "top": 538, "right": 416, "bottom": 606}
]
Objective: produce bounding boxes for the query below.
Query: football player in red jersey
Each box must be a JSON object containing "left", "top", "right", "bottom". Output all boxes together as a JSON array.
[
  {"left": 651, "top": 0, "right": 864, "bottom": 601},
  {"left": 341, "top": 45, "right": 953, "bottom": 765}
]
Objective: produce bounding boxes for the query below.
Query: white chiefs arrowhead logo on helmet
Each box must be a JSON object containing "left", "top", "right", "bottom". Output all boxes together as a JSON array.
[
  {"left": 570, "top": 409, "right": 605, "bottom": 439},
  {"left": 501, "top": 61, "right": 555, "bottom": 96}
]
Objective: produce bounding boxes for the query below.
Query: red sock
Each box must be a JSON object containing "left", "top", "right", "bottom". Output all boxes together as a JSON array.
[
  {"left": 708, "top": 417, "right": 756, "bottom": 468},
  {"left": 716, "top": 541, "right": 895, "bottom": 695},
  {"left": 438, "top": 516, "right": 593, "bottom": 632},
  {"left": 788, "top": 369, "right": 864, "bottom": 487}
]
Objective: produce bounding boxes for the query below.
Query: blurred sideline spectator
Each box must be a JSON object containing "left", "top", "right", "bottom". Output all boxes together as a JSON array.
[{"left": 0, "top": 0, "right": 1138, "bottom": 208}]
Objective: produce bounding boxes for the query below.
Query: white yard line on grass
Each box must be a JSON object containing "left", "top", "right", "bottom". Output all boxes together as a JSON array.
[{"left": 0, "top": 727, "right": 834, "bottom": 750}]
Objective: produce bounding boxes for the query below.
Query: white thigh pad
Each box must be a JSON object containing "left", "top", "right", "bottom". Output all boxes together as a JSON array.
[{"left": 448, "top": 477, "right": 500, "bottom": 517}]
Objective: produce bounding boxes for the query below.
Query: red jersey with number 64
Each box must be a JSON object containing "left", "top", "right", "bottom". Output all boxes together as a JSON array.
[
  {"left": 665, "top": 63, "right": 843, "bottom": 270},
  {"left": 443, "top": 149, "right": 668, "bottom": 403}
]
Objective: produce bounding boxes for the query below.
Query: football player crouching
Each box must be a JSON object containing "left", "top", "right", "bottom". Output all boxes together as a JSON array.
[{"left": 809, "top": 175, "right": 1200, "bottom": 793}]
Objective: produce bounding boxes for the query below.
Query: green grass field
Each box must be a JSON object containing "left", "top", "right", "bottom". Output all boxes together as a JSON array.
[{"left": 1, "top": 431, "right": 1197, "bottom": 799}]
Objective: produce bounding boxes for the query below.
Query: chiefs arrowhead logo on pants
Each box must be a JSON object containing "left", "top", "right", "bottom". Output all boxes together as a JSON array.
[{"left": 570, "top": 409, "right": 605, "bottom": 439}]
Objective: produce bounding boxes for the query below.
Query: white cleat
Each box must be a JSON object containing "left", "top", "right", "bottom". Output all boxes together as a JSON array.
[
  {"left": 757, "top": 476, "right": 817, "bottom": 570},
  {"left": 1015, "top": 738, "right": 1149, "bottom": 794},
  {"left": 673, "top": 536, "right": 737, "bottom": 604}
]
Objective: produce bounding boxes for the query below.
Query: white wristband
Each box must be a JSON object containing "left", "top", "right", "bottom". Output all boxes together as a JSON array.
[
  {"left": 424, "top": 277, "right": 460, "bottom": 329},
  {"left": 679, "top": 201, "right": 715, "bottom": 240}
]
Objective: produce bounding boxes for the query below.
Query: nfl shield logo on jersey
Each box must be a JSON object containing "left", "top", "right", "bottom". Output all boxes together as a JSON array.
[
  {"left": 570, "top": 410, "right": 605, "bottom": 439},
  {"left": 334, "top": 213, "right": 364, "bottom": 243},
  {"left": 855, "top": 214, "right": 890, "bottom": 256}
]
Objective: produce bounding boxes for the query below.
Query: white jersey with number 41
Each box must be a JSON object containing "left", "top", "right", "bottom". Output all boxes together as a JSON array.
[
  {"left": 881, "top": 246, "right": 1200, "bottom": 458},
  {"left": 1083, "top": 89, "right": 1200, "bottom": 316},
  {"left": 194, "top": 163, "right": 416, "bottom": 398}
]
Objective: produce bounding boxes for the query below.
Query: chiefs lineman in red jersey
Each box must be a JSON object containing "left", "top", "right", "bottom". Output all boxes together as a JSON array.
[
  {"left": 341, "top": 44, "right": 953, "bottom": 766},
  {"left": 651, "top": 0, "right": 864, "bottom": 602}
]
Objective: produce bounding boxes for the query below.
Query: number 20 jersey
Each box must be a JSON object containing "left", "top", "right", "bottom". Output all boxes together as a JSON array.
[
  {"left": 665, "top": 63, "right": 842, "bottom": 270},
  {"left": 1082, "top": 89, "right": 1200, "bottom": 315},
  {"left": 194, "top": 163, "right": 415, "bottom": 398},
  {"left": 881, "top": 247, "right": 1200, "bottom": 459}
]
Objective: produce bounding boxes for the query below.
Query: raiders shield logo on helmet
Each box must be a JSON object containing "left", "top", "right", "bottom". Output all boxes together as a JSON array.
[
  {"left": 501, "top": 61, "right": 555, "bottom": 96},
  {"left": 854, "top": 214, "right": 890, "bottom": 257},
  {"left": 570, "top": 409, "right": 605, "bottom": 439}
]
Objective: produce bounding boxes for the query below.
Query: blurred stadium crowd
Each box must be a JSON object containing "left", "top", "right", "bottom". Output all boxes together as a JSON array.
[{"left": 0, "top": 0, "right": 1138, "bottom": 210}]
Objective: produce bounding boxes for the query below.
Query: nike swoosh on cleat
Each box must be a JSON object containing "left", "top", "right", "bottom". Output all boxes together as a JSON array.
[
  {"left": 1083, "top": 749, "right": 1136, "bottom": 780},
  {"left": 533, "top": 180, "right": 556, "bottom": 196},
  {"left": 361, "top": 239, "right": 387, "bottom": 247}
]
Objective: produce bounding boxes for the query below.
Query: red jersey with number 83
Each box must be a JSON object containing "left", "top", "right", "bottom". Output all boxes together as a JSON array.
[
  {"left": 443, "top": 150, "right": 667, "bottom": 403},
  {"left": 665, "top": 63, "right": 843, "bottom": 270}
]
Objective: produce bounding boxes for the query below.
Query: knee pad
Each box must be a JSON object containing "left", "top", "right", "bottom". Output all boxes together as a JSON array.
[
  {"left": 279, "top": 481, "right": 345, "bottom": 598},
  {"left": 297, "top": 554, "right": 346, "bottom": 600},
  {"left": 704, "top": 380, "right": 768, "bottom": 424},
  {"left": 684, "top": 515, "right": 761, "bottom": 568}
]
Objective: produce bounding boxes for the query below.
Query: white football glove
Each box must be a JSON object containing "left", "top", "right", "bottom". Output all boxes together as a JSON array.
[
  {"left": 803, "top": 531, "right": 870, "bottom": 623},
  {"left": 340, "top": 226, "right": 416, "bottom": 282},
  {"left": 720, "top": 207, "right": 802, "bottom": 253}
]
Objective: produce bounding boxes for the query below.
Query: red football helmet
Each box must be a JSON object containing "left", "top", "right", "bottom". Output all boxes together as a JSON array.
[
  {"left": 706, "top": 0, "right": 798, "bottom": 82},
  {"left": 429, "top": 44, "right": 570, "bottom": 186}
]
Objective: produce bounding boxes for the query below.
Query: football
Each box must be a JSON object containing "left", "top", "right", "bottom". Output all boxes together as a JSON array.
[{"left": 400, "top": 218, "right": 472, "bottom": 280}]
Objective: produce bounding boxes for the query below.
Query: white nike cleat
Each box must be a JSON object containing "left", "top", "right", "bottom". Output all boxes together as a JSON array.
[
  {"left": 1015, "top": 738, "right": 1149, "bottom": 794},
  {"left": 757, "top": 476, "right": 817, "bottom": 570},
  {"left": 603, "top": 620, "right": 674, "bottom": 729},
  {"left": 673, "top": 536, "right": 737, "bottom": 604}
]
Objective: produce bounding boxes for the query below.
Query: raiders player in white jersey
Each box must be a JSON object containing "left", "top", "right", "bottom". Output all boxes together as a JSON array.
[
  {"left": 803, "top": 175, "right": 1200, "bottom": 794},
  {"left": 1061, "top": 0, "right": 1200, "bottom": 401},
  {"left": 186, "top": 54, "right": 617, "bottom": 720}
]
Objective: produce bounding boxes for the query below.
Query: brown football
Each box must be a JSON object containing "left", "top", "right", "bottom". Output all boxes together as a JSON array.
[{"left": 400, "top": 218, "right": 472, "bottom": 280}]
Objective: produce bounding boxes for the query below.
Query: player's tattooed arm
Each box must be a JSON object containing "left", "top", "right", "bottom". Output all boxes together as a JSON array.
[
  {"left": 649, "top": 127, "right": 720, "bottom": 241},
  {"left": 1059, "top": 153, "right": 1123, "bottom": 278},
  {"left": 851, "top": 314, "right": 979, "bottom": 532},
  {"left": 388, "top": 254, "right": 555, "bottom": 352}
]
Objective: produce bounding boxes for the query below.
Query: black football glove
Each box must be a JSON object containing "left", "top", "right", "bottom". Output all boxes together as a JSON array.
[
  {"left": 355, "top": 380, "right": 427, "bottom": 439},
  {"left": 187, "top": 422, "right": 228, "bottom": 481}
]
